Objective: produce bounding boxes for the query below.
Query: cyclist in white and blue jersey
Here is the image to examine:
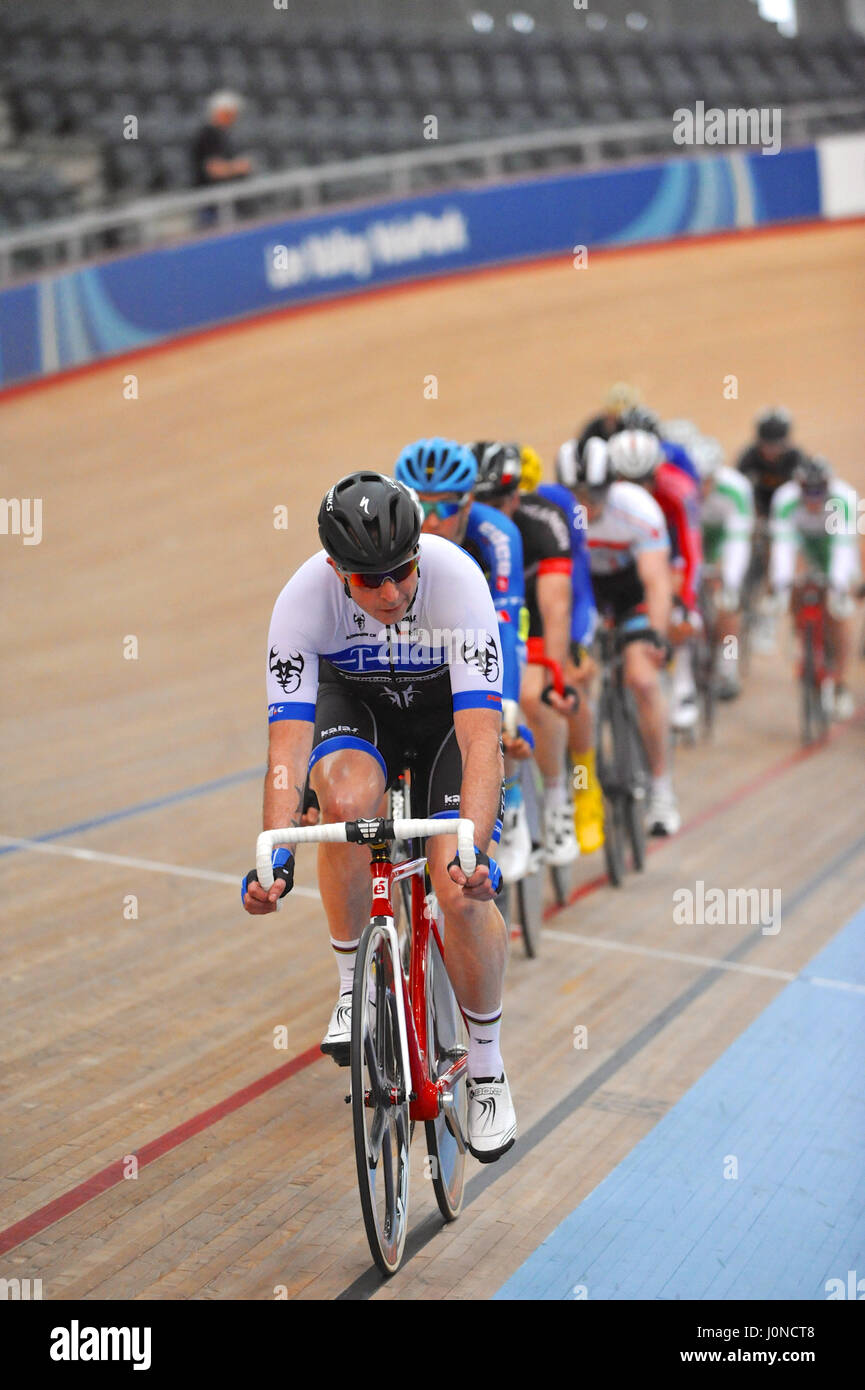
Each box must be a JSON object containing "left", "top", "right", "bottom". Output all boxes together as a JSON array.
[{"left": 243, "top": 472, "right": 517, "bottom": 1163}]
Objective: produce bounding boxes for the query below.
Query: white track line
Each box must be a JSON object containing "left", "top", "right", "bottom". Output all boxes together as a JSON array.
[
  {"left": 542, "top": 927, "right": 865, "bottom": 996},
  {"left": 0, "top": 834, "right": 321, "bottom": 900}
]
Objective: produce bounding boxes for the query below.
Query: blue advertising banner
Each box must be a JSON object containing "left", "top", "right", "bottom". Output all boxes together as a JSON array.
[{"left": 0, "top": 146, "right": 821, "bottom": 389}]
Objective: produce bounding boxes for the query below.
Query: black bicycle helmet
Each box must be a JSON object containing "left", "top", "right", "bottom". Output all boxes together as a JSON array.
[
  {"left": 318, "top": 472, "right": 421, "bottom": 573},
  {"left": 793, "top": 453, "right": 831, "bottom": 491},
  {"left": 467, "top": 441, "right": 522, "bottom": 500},
  {"left": 620, "top": 405, "right": 661, "bottom": 435},
  {"left": 756, "top": 406, "right": 792, "bottom": 443}
]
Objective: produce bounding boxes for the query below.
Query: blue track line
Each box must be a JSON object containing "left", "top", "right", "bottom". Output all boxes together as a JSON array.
[
  {"left": 494, "top": 901, "right": 865, "bottom": 1301},
  {"left": 0, "top": 765, "right": 264, "bottom": 857}
]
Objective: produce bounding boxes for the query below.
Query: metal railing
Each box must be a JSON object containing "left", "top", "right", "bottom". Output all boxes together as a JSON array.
[{"left": 1, "top": 97, "right": 864, "bottom": 285}]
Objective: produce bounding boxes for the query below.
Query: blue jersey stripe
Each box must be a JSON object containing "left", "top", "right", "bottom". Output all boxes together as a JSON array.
[
  {"left": 453, "top": 690, "right": 502, "bottom": 712},
  {"left": 268, "top": 701, "right": 316, "bottom": 723}
]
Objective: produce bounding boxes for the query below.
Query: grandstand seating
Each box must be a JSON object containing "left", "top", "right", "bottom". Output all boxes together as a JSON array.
[{"left": 0, "top": 2, "right": 863, "bottom": 225}]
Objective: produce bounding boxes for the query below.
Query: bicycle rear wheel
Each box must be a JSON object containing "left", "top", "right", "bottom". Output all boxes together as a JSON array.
[
  {"left": 800, "top": 626, "right": 825, "bottom": 746},
  {"left": 622, "top": 697, "right": 649, "bottom": 872},
  {"left": 424, "top": 925, "right": 468, "bottom": 1222},
  {"left": 596, "top": 690, "right": 625, "bottom": 888},
  {"left": 351, "top": 921, "right": 411, "bottom": 1276}
]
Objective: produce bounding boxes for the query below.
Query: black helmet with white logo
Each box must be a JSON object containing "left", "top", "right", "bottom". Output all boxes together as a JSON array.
[{"left": 318, "top": 472, "right": 421, "bottom": 573}]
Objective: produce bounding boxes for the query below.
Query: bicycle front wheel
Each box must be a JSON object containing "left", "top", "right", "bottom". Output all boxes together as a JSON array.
[
  {"left": 351, "top": 921, "right": 411, "bottom": 1276},
  {"left": 800, "top": 625, "right": 825, "bottom": 746},
  {"left": 623, "top": 696, "right": 649, "bottom": 872},
  {"left": 425, "top": 926, "right": 468, "bottom": 1222},
  {"left": 596, "top": 689, "right": 626, "bottom": 888}
]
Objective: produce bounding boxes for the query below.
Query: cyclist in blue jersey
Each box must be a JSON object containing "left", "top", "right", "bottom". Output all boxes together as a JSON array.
[
  {"left": 395, "top": 438, "right": 534, "bottom": 881},
  {"left": 470, "top": 441, "right": 580, "bottom": 869}
]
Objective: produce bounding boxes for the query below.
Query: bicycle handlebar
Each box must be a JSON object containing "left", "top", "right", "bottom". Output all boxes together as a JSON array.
[
  {"left": 532, "top": 652, "right": 578, "bottom": 708},
  {"left": 255, "top": 817, "right": 477, "bottom": 888}
]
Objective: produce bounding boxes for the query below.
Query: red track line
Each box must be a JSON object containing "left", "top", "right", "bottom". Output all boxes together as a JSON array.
[
  {"left": 543, "top": 705, "right": 865, "bottom": 919},
  {"left": 0, "top": 1043, "right": 323, "bottom": 1257},
  {"left": 2, "top": 707, "right": 862, "bottom": 1255},
  {"left": 3, "top": 214, "right": 863, "bottom": 404}
]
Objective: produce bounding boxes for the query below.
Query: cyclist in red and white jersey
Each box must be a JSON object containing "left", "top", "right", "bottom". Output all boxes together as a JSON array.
[
  {"left": 608, "top": 429, "right": 704, "bottom": 734},
  {"left": 575, "top": 439, "right": 681, "bottom": 835}
]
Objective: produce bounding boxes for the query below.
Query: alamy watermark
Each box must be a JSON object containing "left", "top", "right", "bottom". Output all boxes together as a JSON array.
[
  {"left": 673, "top": 880, "right": 781, "bottom": 935},
  {"left": 1, "top": 497, "right": 42, "bottom": 545},
  {"left": 673, "top": 102, "right": 781, "bottom": 156}
]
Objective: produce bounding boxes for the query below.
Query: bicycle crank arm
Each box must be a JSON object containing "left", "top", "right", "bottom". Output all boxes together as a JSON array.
[{"left": 440, "top": 1087, "right": 468, "bottom": 1154}]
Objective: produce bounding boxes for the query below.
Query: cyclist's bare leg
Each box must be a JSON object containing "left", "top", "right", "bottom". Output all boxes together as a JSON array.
[
  {"left": 567, "top": 685, "right": 593, "bottom": 761},
  {"left": 624, "top": 643, "right": 668, "bottom": 777},
  {"left": 520, "top": 662, "right": 568, "bottom": 782},
  {"left": 827, "top": 613, "right": 852, "bottom": 687},
  {"left": 309, "top": 749, "right": 387, "bottom": 943},
  {"left": 425, "top": 835, "right": 508, "bottom": 1016}
]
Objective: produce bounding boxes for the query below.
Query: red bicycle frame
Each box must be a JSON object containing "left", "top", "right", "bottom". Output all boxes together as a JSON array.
[
  {"left": 793, "top": 579, "right": 830, "bottom": 686},
  {"left": 365, "top": 851, "right": 468, "bottom": 1124}
]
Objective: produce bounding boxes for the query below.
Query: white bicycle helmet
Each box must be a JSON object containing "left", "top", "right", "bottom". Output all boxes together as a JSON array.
[
  {"left": 608, "top": 429, "right": 663, "bottom": 482},
  {"left": 663, "top": 418, "right": 703, "bottom": 449},
  {"left": 692, "top": 437, "right": 724, "bottom": 482}
]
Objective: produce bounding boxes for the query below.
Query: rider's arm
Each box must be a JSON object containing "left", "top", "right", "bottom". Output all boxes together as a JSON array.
[
  {"left": 718, "top": 476, "right": 754, "bottom": 596},
  {"left": 453, "top": 707, "right": 504, "bottom": 853},
  {"left": 827, "top": 487, "right": 859, "bottom": 594},
  {"left": 464, "top": 503, "right": 525, "bottom": 704},
  {"left": 538, "top": 482, "right": 596, "bottom": 646},
  {"left": 264, "top": 556, "right": 326, "bottom": 846},
  {"left": 264, "top": 718, "right": 316, "bottom": 844},
  {"left": 768, "top": 483, "right": 798, "bottom": 593},
  {"left": 536, "top": 569, "right": 573, "bottom": 669},
  {"left": 636, "top": 547, "right": 673, "bottom": 637},
  {"left": 660, "top": 475, "right": 703, "bottom": 611}
]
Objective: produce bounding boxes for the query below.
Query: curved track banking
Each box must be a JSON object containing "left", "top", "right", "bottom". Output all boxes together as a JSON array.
[{"left": 1, "top": 222, "right": 864, "bottom": 1299}]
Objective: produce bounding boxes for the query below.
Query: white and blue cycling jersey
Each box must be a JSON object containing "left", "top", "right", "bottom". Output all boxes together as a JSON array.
[
  {"left": 462, "top": 501, "right": 527, "bottom": 704},
  {"left": 536, "top": 482, "right": 596, "bottom": 646},
  {"left": 266, "top": 533, "right": 504, "bottom": 723}
]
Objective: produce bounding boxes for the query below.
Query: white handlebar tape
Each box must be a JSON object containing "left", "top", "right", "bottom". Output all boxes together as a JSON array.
[
  {"left": 255, "top": 817, "right": 476, "bottom": 889},
  {"left": 501, "top": 698, "right": 520, "bottom": 738}
]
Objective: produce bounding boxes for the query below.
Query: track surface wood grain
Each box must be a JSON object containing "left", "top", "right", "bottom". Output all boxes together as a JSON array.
[{"left": 2, "top": 222, "right": 864, "bottom": 1300}]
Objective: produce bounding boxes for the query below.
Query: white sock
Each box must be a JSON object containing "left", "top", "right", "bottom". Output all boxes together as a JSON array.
[
  {"left": 652, "top": 773, "right": 673, "bottom": 798},
  {"left": 544, "top": 775, "right": 567, "bottom": 810},
  {"left": 330, "top": 936, "right": 360, "bottom": 995},
  {"left": 673, "top": 647, "right": 695, "bottom": 696},
  {"left": 464, "top": 1004, "right": 504, "bottom": 1080}
]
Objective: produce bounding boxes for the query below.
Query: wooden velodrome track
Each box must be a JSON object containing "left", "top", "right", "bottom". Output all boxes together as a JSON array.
[{"left": 2, "top": 221, "right": 865, "bottom": 1300}]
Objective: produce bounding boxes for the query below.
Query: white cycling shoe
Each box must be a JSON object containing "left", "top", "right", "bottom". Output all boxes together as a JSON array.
[
  {"left": 544, "top": 803, "right": 580, "bottom": 867},
  {"left": 497, "top": 801, "right": 533, "bottom": 882},
  {"left": 467, "top": 1072, "right": 517, "bottom": 1164},
  {"left": 834, "top": 686, "right": 855, "bottom": 720},
  {"left": 672, "top": 690, "right": 699, "bottom": 731},
  {"left": 320, "top": 991, "right": 352, "bottom": 1066},
  {"left": 647, "top": 788, "right": 681, "bottom": 837}
]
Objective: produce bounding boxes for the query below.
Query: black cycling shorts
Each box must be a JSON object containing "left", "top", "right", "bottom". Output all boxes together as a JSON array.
[{"left": 308, "top": 678, "right": 503, "bottom": 833}]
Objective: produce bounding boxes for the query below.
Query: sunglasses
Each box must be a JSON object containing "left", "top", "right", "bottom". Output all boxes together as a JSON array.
[
  {"left": 344, "top": 556, "right": 419, "bottom": 589},
  {"left": 419, "top": 495, "right": 470, "bottom": 520}
]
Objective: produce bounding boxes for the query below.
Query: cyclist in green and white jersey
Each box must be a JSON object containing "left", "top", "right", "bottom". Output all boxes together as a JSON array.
[
  {"left": 769, "top": 454, "right": 860, "bottom": 720},
  {"left": 692, "top": 437, "right": 754, "bottom": 701}
]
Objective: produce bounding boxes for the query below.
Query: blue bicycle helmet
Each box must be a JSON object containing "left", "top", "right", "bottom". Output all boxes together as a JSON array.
[{"left": 394, "top": 437, "right": 478, "bottom": 494}]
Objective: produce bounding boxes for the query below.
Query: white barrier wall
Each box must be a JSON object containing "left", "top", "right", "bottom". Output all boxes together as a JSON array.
[{"left": 817, "top": 132, "right": 865, "bottom": 217}]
